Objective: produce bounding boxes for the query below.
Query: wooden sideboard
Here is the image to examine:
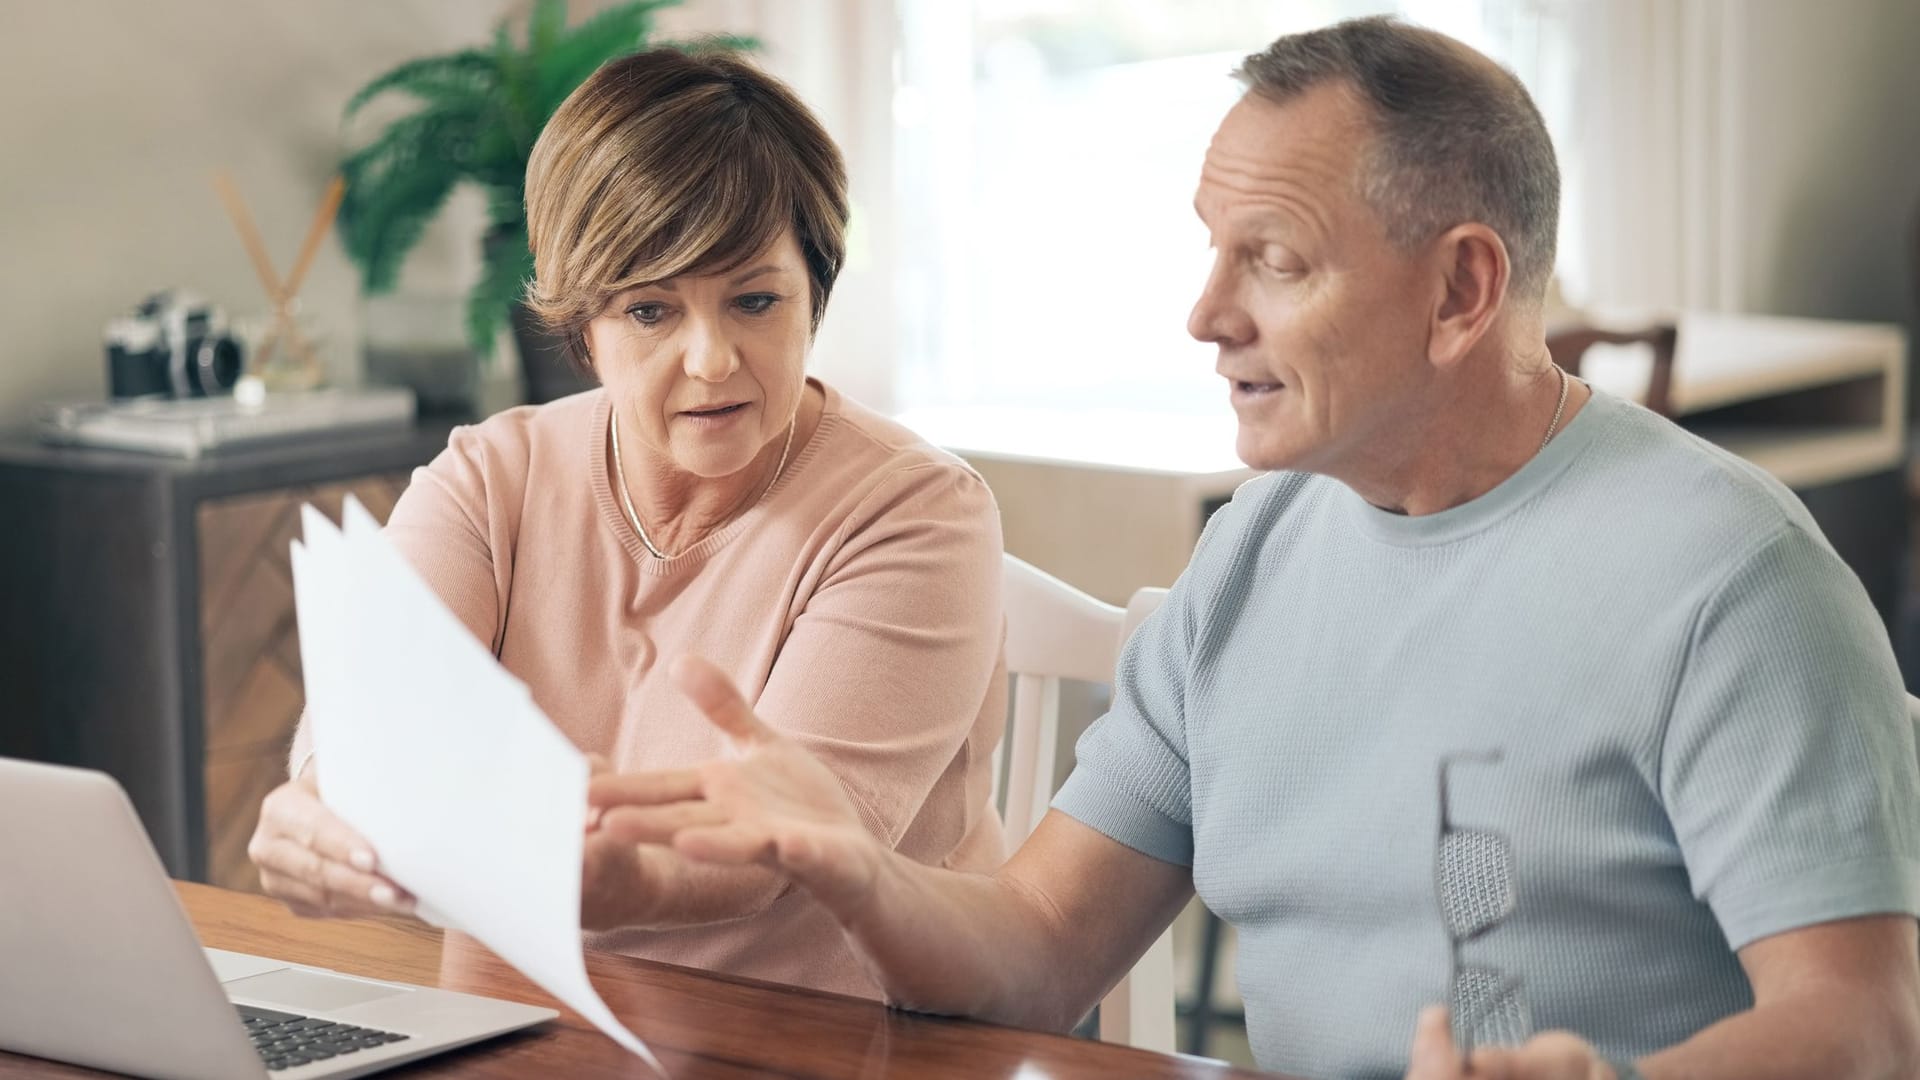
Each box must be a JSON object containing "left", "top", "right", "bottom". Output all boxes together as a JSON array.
[
  {"left": 196, "top": 476, "right": 412, "bottom": 889},
  {"left": 0, "top": 424, "right": 451, "bottom": 890}
]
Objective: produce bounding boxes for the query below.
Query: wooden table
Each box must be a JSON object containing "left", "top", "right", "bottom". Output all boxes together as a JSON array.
[{"left": 0, "top": 883, "right": 1284, "bottom": 1079}]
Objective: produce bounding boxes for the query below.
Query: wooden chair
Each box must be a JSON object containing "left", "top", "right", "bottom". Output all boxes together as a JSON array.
[
  {"left": 1546, "top": 323, "right": 1680, "bottom": 416},
  {"left": 997, "top": 554, "right": 1176, "bottom": 1052}
]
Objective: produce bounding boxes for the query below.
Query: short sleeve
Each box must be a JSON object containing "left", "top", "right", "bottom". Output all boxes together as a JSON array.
[
  {"left": 1661, "top": 524, "right": 1920, "bottom": 950},
  {"left": 1052, "top": 504, "right": 1243, "bottom": 867}
]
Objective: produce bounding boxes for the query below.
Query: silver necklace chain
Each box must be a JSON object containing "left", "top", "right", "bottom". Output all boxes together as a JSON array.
[
  {"left": 609, "top": 409, "right": 795, "bottom": 560},
  {"left": 1539, "top": 363, "right": 1570, "bottom": 453}
]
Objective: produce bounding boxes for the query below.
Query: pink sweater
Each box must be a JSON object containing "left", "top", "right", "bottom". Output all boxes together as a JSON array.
[{"left": 291, "top": 380, "right": 1007, "bottom": 997}]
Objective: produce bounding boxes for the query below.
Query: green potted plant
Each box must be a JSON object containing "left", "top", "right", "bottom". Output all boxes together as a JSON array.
[{"left": 337, "top": 0, "right": 750, "bottom": 407}]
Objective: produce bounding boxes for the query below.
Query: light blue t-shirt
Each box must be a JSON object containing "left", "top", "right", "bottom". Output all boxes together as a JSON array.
[{"left": 1054, "top": 389, "right": 1920, "bottom": 1079}]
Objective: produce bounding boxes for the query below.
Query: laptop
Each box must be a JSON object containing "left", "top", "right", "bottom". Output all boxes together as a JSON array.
[{"left": 0, "top": 757, "right": 558, "bottom": 1079}]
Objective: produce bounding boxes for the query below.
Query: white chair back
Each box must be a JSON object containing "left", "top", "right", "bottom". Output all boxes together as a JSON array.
[
  {"left": 998, "top": 554, "right": 1176, "bottom": 1052},
  {"left": 1909, "top": 695, "right": 1919, "bottom": 763}
]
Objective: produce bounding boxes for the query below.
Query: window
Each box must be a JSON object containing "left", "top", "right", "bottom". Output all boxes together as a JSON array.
[{"left": 889, "top": 0, "right": 1575, "bottom": 417}]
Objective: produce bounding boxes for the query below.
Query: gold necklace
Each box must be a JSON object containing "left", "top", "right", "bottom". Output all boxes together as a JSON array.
[
  {"left": 1539, "top": 364, "right": 1570, "bottom": 453},
  {"left": 609, "top": 409, "right": 795, "bottom": 560}
]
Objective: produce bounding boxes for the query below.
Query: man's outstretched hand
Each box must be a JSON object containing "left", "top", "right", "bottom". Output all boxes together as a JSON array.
[{"left": 587, "top": 655, "right": 888, "bottom": 920}]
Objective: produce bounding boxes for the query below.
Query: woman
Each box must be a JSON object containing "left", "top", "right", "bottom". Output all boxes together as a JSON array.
[{"left": 248, "top": 48, "right": 1007, "bottom": 999}]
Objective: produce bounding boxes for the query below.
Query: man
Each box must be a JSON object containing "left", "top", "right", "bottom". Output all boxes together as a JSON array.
[{"left": 588, "top": 17, "right": 1920, "bottom": 1080}]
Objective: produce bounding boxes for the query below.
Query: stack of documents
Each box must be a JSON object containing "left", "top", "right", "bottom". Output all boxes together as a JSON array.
[{"left": 290, "top": 496, "right": 663, "bottom": 1075}]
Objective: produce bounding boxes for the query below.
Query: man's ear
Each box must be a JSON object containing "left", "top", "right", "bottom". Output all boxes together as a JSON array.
[{"left": 1426, "top": 223, "right": 1509, "bottom": 370}]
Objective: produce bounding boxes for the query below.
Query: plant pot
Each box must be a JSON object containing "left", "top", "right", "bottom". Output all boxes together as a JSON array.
[
  {"left": 361, "top": 292, "right": 480, "bottom": 418},
  {"left": 510, "top": 302, "right": 598, "bottom": 404}
]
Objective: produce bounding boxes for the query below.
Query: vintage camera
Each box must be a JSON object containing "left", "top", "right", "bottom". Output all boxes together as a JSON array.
[{"left": 104, "top": 291, "right": 245, "bottom": 400}]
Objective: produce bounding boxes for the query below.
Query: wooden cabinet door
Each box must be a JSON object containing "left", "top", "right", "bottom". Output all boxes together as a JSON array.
[{"left": 197, "top": 474, "right": 410, "bottom": 892}]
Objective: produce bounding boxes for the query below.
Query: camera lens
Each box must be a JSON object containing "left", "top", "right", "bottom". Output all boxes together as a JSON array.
[{"left": 194, "top": 336, "right": 244, "bottom": 396}]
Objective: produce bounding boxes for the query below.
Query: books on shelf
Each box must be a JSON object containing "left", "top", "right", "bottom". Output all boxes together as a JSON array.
[{"left": 36, "top": 387, "right": 416, "bottom": 458}]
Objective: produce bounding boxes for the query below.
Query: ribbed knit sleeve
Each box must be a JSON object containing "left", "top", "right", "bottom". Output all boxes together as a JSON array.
[
  {"left": 1051, "top": 500, "right": 1242, "bottom": 866},
  {"left": 1659, "top": 523, "right": 1920, "bottom": 950}
]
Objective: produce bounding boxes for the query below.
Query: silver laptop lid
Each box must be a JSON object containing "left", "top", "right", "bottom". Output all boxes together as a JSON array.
[{"left": 0, "top": 757, "right": 265, "bottom": 1080}]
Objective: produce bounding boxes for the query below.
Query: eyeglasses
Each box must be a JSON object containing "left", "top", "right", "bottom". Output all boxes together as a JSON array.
[{"left": 1434, "top": 750, "right": 1527, "bottom": 1067}]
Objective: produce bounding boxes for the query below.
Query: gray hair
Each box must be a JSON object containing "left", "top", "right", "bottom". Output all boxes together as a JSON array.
[{"left": 1235, "top": 17, "right": 1560, "bottom": 301}]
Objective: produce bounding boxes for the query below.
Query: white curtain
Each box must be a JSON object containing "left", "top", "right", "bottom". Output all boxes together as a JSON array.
[{"left": 1550, "top": 0, "right": 1745, "bottom": 313}]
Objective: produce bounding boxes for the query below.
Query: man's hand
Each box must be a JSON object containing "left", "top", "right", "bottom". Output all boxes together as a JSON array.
[
  {"left": 588, "top": 655, "right": 1195, "bottom": 1031},
  {"left": 587, "top": 655, "right": 886, "bottom": 920},
  {"left": 1405, "top": 1006, "right": 1618, "bottom": 1080}
]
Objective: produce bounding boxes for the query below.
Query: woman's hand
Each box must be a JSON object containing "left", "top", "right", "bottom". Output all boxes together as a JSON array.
[
  {"left": 248, "top": 766, "right": 414, "bottom": 919},
  {"left": 1405, "top": 1007, "right": 1618, "bottom": 1080},
  {"left": 580, "top": 830, "right": 649, "bottom": 931},
  {"left": 579, "top": 753, "right": 672, "bottom": 932},
  {"left": 587, "top": 655, "right": 887, "bottom": 921}
]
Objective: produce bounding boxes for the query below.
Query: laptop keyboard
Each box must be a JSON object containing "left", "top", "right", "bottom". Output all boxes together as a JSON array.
[{"left": 237, "top": 1004, "right": 411, "bottom": 1073}]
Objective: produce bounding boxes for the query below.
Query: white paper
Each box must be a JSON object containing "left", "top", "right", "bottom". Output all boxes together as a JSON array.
[{"left": 289, "top": 497, "right": 665, "bottom": 1075}]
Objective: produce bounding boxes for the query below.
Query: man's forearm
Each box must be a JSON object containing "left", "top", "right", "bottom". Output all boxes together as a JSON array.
[
  {"left": 828, "top": 848, "right": 1092, "bottom": 1031},
  {"left": 587, "top": 661, "right": 1183, "bottom": 1027},
  {"left": 1637, "top": 994, "right": 1920, "bottom": 1080},
  {"left": 603, "top": 839, "right": 1086, "bottom": 1028}
]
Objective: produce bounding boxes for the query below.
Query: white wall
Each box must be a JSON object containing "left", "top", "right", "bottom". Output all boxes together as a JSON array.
[
  {"left": 1732, "top": 0, "right": 1920, "bottom": 328},
  {"left": 0, "top": 0, "right": 887, "bottom": 429},
  {"left": 0, "top": 1, "right": 515, "bottom": 428},
  {"left": 1561, "top": 0, "right": 1920, "bottom": 333}
]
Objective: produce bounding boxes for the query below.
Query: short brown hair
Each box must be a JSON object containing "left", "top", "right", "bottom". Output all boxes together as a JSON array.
[
  {"left": 523, "top": 48, "right": 849, "bottom": 351},
  {"left": 1237, "top": 17, "right": 1560, "bottom": 300}
]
